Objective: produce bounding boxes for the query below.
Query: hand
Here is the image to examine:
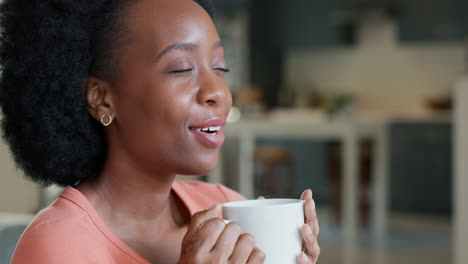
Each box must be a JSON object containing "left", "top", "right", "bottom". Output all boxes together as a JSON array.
[
  {"left": 179, "top": 204, "right": 266, "bottom": 264},
  {"left": 298, "top": 189, "right": 320, "bottom": 264}
]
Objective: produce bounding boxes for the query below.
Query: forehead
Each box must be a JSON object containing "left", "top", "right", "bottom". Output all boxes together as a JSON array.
[{"left": 124, "top": 0, "right": 218, "bottom": 50}]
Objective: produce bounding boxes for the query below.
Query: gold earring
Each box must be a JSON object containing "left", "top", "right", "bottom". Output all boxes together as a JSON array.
[{"left": 100, "top": 114, "right": 113, "bottom": 126}]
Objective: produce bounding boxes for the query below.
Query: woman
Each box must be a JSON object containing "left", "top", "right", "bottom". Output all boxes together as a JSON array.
[{"left": 0, "top": 0, "right": 320, "bottom": 263}]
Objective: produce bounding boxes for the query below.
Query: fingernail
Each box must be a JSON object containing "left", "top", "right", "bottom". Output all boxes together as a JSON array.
[
  {"left": 300, "top": 251, "right": 308, "bottom": 262},
  {"left": 311, "top": 199, "right": 316, "bottom": 209},
  {"left": 305, "top": 224, "right": 313, "bottom": 236}
]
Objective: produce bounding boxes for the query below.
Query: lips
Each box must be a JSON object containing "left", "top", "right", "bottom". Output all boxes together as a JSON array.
[{"left": 189, "top": 118, "right": 226, "bottom": 148}]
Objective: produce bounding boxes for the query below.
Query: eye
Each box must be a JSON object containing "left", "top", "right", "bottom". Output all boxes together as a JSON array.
[
  {"left": 214, "top": 67, "right": 230, "bottom": 77},
  {"left": 170, "top": 68, "right": 193, "bottom": 74},
  {"left": 214, "top": 68, "right": 230, "bottom": 73}
]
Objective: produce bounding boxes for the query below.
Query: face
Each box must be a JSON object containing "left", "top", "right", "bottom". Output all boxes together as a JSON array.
[{"left": 105, "top": 0, "right": 232, "bottom": 176}]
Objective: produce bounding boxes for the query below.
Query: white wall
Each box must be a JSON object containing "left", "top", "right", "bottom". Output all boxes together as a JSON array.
[
  {"left": 0, "top": 138, "right": 39, "bottom": 213},
  {"left": 454, "top": 83, "right": 468, "bottom": 264},
  {"left": 285, "top": 12, "right": 466, "bottom": 115}
]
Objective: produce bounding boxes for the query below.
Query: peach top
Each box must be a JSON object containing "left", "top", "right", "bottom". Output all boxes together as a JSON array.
[{"left": 11, "top": 180, "right": 245, "bottom": 264}]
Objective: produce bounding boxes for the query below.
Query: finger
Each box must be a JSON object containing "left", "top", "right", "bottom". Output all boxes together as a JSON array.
[
  {"left": 300, "top": 189, "right": 312, "bottom": 200},
  {"left": 212, "top": 222, "right": 242, "bottom": 257},
  {"left": 297, "top": 251, "right": 313, "bottom": 264},
  {"left": 247, "top": 248, "right": 266, "bottom": 264},
  {"left": 186, "top": 204, "right": 222, "bottom": 238},
  {"left": 228, "top": 233, "right": 255, "bottom": 263},
  {"left": 310, "top": 241, "right": 320, "bottom": 263},
  {"left": 257, "top": 196, "right": 265, "bottom": 200},
  {"left": 190, "top": 217, "right": 226, "bottom": 252},
  {"left": 312, "top": 217, "right": 320, "bottom": 237},
  {"left": 300, "top": 224, "right": 318, "bottom": 259},
  {"left": 304, "top": 199, "right": 317, "bottom": 222},
  {"left": 304, "top": 199, "right": 316, "bottom": 220},
  {"left": 304, "top": 199, "right": 319, "bottom": 236}
]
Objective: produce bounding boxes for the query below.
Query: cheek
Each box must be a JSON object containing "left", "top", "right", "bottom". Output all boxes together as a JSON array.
[
  {"left": 145, "top": 86, "right": 195, "bottom": 136},
  {"left": 117, "top": 82, "right": 194, "bottom": 152},
  {"left": 117, "top": 75, "right": 193, "bottom": 121}
]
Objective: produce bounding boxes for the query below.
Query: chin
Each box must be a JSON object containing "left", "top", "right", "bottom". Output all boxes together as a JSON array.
[
  {"left": 197, "top": 165, "right": 217, "bottom": 176},
  {"left": 192, "top": 162, "right": 218, "bottom": 176},
  {"left": 178, "top": 155, "right": 219, "bottom": 176}
]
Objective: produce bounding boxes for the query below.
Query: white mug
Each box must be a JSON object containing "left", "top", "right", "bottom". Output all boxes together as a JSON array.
[{"left": 222, "top": 199, "right": 304, "bottom": 264}]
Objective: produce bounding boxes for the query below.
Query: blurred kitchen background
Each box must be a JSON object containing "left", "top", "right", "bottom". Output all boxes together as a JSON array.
[{"left": 1, "top": 0, "right": 468, "bottom": 263}]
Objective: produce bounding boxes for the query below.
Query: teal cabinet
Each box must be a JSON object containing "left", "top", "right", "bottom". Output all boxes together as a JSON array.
[
  {"left": 390, "top": 122, "right": 452, "bottom": 215},
  {"left": 281, "top": 1, "right": 341, "bottom": 48},
  {"left": 212, "top": 0, "right": 250, "bottom": 14},
  {"left": 214, "top": 0, "right": 353, "bottom": 49},
  {"left": 398, "top": 0, "right": 468, "bottom": 42}
]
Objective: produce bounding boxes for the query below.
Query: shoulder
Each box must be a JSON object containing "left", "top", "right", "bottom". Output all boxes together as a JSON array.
[
  {"left": 11, "top": 190, "right": 110, "bottom": 263},
  {"left": 12, "top": 212, "right": 108, "bottom": 263}
]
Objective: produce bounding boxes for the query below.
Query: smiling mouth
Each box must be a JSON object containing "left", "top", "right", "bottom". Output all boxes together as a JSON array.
[
  {"left": 189, "top": 119, "right": 225, "bottom": 148},
  {"left": 190, "top": 126, "right": 221, "bottom": 135}
]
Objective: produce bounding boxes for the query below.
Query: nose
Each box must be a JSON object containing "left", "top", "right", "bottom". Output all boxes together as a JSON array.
[{"left": 196, "top": 69, "right": 231, "bottom": 108}]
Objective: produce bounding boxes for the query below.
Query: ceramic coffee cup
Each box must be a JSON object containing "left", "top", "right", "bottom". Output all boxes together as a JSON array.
[{"left": 222, "top": 199, "right": 304, "bottom": 264}]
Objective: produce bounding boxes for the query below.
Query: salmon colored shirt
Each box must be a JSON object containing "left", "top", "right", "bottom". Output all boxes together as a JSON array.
[{"left": 11, "top": 180, "right": 245, "bottom": 264}]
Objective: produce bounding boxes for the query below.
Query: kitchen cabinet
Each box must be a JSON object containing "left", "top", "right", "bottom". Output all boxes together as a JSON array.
[
  {"left": 249, "top": 0, "right": 357, "bottom": 49},
  {"left": 215, "top": 0, "right": 468, "bottom": 44},
  {"left": 389, "top": 121, "right": 452, "bottom": 215},
  {"left": 212, "top": 0, "right": 249, "bottom": 13},
  {"left": 398, "top": 0, "right": 468, "bottom": 42},
  {"left": 281, "top": 0, "right": 398, "bottom": 48},
  {"left": 282, "top": 1, "right": 341, "bottom": 48},
  {"left": 215, "top": 0, "right": 343, "bottom": 48}
]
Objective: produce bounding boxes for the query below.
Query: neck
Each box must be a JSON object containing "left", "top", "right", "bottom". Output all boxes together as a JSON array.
[{"left": 77, "top": 150, "right": 180, "bottom": 225}]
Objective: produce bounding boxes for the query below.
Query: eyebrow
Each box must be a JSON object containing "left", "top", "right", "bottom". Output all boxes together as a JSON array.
[
  {"left": 157, "top": 40, "right": 224, "bottom": 60},
  {"left": 212, "top": 40, "right": 224, "bottom": 50}
]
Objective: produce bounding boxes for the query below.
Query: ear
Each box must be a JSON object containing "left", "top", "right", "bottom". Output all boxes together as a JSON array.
[{"left": 85, "top": 76, "right": 116, "bottom": 123}]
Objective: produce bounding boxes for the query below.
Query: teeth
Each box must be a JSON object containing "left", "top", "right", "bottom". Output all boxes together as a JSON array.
[
  {"left": 193, "top": 126, "right": 221, "bottom": 132},
  {"left": 192, "top": 126, "right": 221, "bottom": 135}
]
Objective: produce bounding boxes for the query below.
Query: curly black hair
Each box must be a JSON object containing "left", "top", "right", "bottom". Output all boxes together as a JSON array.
[{"left": 0, "top": 0, "right": 214, "bottom": 186}]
